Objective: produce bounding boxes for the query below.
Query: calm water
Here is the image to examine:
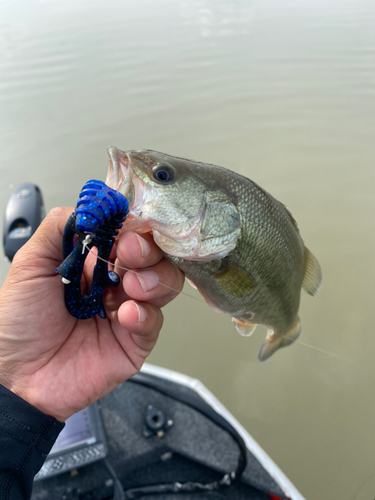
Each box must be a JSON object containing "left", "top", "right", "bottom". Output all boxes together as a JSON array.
[{"left": 1, "top": 1, "right": 375, "bottom": 498}]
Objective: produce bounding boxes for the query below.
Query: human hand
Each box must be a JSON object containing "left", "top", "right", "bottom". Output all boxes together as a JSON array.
[{"left": 0, "top": 207, "right": 184, "bottom": 422}]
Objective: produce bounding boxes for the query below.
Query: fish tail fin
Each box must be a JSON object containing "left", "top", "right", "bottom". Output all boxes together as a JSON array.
[
  {"left": 232, "top": 317, "right": 257, "bottom": 337},
  {"left": 302, "top": 248, "right": 322, "bottom": 296},
  {"left": 258, "top": 318, "right": 301, "bottom": 362}
]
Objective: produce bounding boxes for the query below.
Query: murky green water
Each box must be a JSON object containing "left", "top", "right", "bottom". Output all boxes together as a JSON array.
[{"left": 1, "top": 1, "right": 375, "bottom": 498}]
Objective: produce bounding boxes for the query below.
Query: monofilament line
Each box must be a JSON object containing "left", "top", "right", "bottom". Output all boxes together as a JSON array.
[
  {"left": 295, "top": 339, "right": 353, "bottom": 362},
  {"left": 87, "top": 247, "right": 347, "bottom": 361},
  {"left": 86, "top": 246, "right": 206, "bottom": 304}
]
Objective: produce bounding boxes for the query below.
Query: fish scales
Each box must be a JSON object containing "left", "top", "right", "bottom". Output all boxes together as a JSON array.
[
  {"left": 171, "top": 173, "right": 304, "bottom": 326},
  {"left": 105, "top": 147, "right": 322, "bottom": 361}
]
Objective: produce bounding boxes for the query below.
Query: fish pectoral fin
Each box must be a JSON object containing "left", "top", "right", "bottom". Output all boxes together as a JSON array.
[
  {"left": 232, "top": 318, "right": 257, "bottom": 337},
  {"left": 258, "top": 319, "right": 301, "bottom": 362},
  {"left": 302, "top": 248, "right": 322, "bottom": 297},
  {"left": 213, "top": 259, "right": 254, "bottom": 297}
]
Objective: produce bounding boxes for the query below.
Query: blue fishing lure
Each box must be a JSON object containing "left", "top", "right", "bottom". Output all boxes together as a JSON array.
[{"left": 56, "top": 180, "right": 129, "bottom": 319}]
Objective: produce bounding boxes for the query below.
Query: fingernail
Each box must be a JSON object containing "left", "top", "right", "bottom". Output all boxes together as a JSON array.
[
  {"left": 135, "top": 303, "right": 147, "bottom": 323},
  {"left": 136, "top": 270, "right": 159, "bottom": 292},
  {"left": 135, "top": 233, "right": 151, "bottom": 258}
]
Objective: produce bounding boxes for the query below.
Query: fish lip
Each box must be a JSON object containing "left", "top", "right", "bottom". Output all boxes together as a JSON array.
[
  {"left": 106, "top": 147, "right": 150, "bottom": 232},
  {"left": 106, "top": 146, "right": 119, "bottom": 189},
  {"left": 106, "top": 146, "right": 132, "bottom": 197}
]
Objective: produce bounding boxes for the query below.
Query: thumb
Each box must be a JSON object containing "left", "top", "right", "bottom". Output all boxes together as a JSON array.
[{"left": 12, "top": 207, "right": 73, "bottom": 276}]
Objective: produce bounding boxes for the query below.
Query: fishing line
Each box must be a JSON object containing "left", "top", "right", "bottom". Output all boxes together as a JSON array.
[
  {"left": 250, "top": 329, "right": 349, "bottom": 362},
  {"left": 87, "top": 248, "right": 348, "bottom": 361},
  {"left": 294, "top": 339, "right": 353, "bottom": 362},
  {"left": 86, "top": 246, "right": 207, "bottom": 304}
]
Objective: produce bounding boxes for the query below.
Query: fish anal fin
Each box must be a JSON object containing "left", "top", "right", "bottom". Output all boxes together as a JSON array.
[
  {"left": 302, "top": 248, "right": 322, "bottom": 297},
  {"left": 232, "top": 318, "right": 257, "bottom": 337},
  {"left": 258, "top": 318, "right": 301, "bottom": 362}
]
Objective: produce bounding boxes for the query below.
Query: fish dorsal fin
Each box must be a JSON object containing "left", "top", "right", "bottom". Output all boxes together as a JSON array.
[{"left": 302, "top": 248, "right": 322, "bottom": 296}]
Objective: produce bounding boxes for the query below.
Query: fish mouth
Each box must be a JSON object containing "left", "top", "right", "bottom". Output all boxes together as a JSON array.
[
  {"left": 105, "top": 146, "right": 152, "bottom": 232},
  {"left": 106, "top": 146, "right": 148, "bottom": 212},
  {"left": 106, "top": 146, "right": 132, "bottom": 199}
]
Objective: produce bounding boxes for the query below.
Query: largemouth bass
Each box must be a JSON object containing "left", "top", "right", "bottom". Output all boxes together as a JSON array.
[{"left": 105, "top": 147, "right": 322, "bottom": 361}]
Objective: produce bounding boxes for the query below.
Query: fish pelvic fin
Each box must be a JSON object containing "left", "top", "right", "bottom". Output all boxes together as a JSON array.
[
  {"left": 186, "top": 278, "right": 197, "bottom": 290},
  {"left": 232, "top": 318, "right": 257, "bottom": 337},
  {"left": 258, "top": 318, "right": 301, "bottom": 362},
  {"left": 302, "top": 248, "right": 322, "bottom": 297},
  {"left": 189, "top": 280, "right": 223, "bottom": 313}
]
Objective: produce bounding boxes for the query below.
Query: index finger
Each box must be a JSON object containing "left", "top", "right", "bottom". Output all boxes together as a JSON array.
[{"left": 115, "top": 231, "right": 163, "bottom": 276}]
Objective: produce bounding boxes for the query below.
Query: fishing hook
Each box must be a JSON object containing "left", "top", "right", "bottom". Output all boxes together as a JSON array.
[{"left": 56, "top": 180, "right": 129, "bottom": 319}]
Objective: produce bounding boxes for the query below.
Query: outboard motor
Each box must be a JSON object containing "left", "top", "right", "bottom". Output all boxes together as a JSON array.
[{"left": 3, "top": 183, "right": 44, "bottom": 261}]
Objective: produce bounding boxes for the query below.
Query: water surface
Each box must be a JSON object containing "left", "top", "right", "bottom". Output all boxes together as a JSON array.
[{"left": 1, "top": 1, "right": 375, "bottom": 499}]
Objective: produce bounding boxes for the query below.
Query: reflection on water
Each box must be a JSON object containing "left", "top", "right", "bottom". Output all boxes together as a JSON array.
[{"left": 1, "top": 1, "right": 375, "bottom": 499}]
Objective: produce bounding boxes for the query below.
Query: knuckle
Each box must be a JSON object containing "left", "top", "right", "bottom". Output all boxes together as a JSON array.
[
  {"left": 47, "top": 206, "right": 71, "bottom": 220},
  {"left": 40, "top": 207, "right": 73, "bottom": 236}
]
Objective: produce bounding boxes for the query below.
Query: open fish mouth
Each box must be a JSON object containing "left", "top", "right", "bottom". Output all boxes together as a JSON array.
[
  {"left": 105, "top": 146, "right": 149, "bottom": 232},
  {"left": 106, "top": 146, "right": 132, "bottom": 200},
  {"left": 106, "top": 146, "right": 152, "bottom": 217}
]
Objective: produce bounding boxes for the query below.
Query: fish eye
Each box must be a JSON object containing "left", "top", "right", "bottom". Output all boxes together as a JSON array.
[{"left": 152, "top": 165, "right": 174, "bottom": 184}]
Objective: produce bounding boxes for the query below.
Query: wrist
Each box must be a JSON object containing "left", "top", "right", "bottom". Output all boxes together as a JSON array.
[
  {"left": 0, "top": 373, "right": 67, "bottom": 422},
  {"left": 0, "top": 382, "right": 65, "bottom": 447}
]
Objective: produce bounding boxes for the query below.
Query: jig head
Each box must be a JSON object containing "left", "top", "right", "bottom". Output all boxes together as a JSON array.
[{"left": 56, "top": 180, "right": 129, "bottom": 319}]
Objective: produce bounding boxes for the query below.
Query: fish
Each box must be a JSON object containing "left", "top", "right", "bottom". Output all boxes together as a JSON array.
[{"left": 105, "top": 146, "right": 322, "bottom": 361}]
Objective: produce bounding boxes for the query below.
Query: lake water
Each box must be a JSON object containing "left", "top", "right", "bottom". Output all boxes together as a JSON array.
[{"left": 1, "top": 1, "right": 375, "bottom": 498}]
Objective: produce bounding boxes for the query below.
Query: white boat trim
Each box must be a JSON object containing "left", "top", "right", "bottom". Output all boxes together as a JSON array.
[{"left": 141, "top": 363, "right": 306, "bottom": 500}]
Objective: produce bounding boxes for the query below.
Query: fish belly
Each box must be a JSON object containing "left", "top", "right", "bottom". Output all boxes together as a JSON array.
[{"left": 166, "top": 248, "right": 303, "bottom": 335}]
